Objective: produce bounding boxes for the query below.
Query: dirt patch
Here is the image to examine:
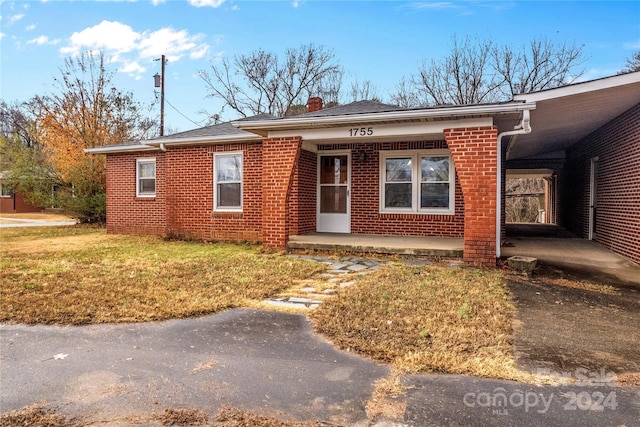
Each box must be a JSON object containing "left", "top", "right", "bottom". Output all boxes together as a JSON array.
[{"left": 507, "top": 262, "right": 640, "bottom": 383}]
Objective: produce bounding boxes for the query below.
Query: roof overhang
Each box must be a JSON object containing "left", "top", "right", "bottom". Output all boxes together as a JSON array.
[
  {"left": 85, "top": 144, "right": 160, "bottom": 154},
  {"left": 145, "top": 133, "right": 263, "bottom": 148},
  {"left": 507, "top": 72, "right": 640, "bottom": 160},
  {"left": 233, "top": 102, "right": 536, "bottom": 137}
]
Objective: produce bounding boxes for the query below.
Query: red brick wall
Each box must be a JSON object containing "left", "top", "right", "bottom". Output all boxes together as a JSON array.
[
  {"left": 562, "top": 103, "right": 640, "bottom": 265},
  {"left": 318, "top": 141, "right": 465, "bottom": 237},
  {"left": 209, "top": 143, "right": 263, "bottom": 243},
  {"left": 0, "top": 193, "right": 42, "bottom": 213},
  {"left": 106, "top": 152, "right": 167, "bottom": 235},
  {"left": 262, "top": 137, "right": 302, "bottom": 248},
  {"left": 105, "top": 142, "right": 263, "bottom": 243},
  {"left": 289, "top": 149, "right": 317, "bottom": 235},
  {"left": 445, "top": 126, "right": 499, "bottom": 266}
]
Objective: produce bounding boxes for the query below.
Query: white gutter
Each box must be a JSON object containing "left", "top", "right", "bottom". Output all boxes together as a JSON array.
[
  {"left": 85, "top": 144, "right": 159, "bottom": 154},
  {"left": 146, "top": 133, "right": 263, "bottom": 147},
  {"left": 495, "top": 109, "right": 532, "bottom": 258},
  {"left": 234, "top": 102, "right": 536, "bottom": 133}
]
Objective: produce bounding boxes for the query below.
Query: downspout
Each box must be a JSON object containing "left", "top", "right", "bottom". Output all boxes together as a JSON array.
[
  {"left": 159, "top": 143, "right": 167, "bottom": 152},
  {"left": 495, "top": 109, "right": 532, "bottom": 258}
]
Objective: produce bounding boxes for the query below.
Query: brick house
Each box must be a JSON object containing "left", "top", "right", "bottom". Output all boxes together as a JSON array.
[
  {"left": 0, "top": 174, "right": 44, "bottom": 213},
  {"left": 87, "top": 72, "right": 640, "bottom": 266}
]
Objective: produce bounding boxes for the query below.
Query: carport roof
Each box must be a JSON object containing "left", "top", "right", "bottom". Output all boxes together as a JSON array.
[{"left": 507, "top": 71, "right": 640, "bottom": 160}]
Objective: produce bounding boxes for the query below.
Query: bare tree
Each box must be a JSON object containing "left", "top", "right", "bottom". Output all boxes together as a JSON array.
[
  {"left": 348, "top": 78, "right": 381, "bottom": 102},
  {"left": 199, "top": 44, "right": 342, "bottom": 118},
  {"left": 619, "top": 51, "right": 640, "bottom": 74},
  {"left": 414, "top": 35, "right": 502, "bottom": 106},
  {"left": 493, "top": 38, "right": 585, "bottom": 97},
  {"left": 390, "top": 77, "right": 420, "bottom": 108},
  {"left": 392, "top": 35, "right": 586, "bottom": 107}
]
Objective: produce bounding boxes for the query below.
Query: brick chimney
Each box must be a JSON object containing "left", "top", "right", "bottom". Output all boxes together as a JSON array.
[{"left": 307, "top": 97, "right": 323, "bottom": 113}]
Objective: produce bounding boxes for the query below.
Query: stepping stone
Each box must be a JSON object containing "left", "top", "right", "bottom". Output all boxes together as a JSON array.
[
  {"left": 340, "top": 281, "right": 355, "bottom": 287},
  {"left": 323, "top": 289, "right": 337, "bottom": 295},
  {"left": 347, "top": 264, "right": 368, "bottom": 271},
  {"left": 330, "top": 263, "right": 351, "bottom": 270},
  {"left": 300, "top": 287, "right": 316, "bottom": 293}
]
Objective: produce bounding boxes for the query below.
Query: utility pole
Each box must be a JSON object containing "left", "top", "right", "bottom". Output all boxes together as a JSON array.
[{"left": 153, "top": 55, "right": 167, "bottom": 136}]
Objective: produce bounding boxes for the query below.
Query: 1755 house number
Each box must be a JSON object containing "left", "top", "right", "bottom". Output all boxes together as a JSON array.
[{"left": 349, "top": 127, "right": 374, "bottom": 137}]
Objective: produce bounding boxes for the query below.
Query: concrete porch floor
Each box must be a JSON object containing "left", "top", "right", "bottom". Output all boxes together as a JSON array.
[{"left": 287, "top": 233, "right": 463, "bottom": 257}]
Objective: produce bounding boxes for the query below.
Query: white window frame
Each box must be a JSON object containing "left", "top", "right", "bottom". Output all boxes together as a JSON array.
[
  {"left": 379, "top": 149, "right": 455, "bottom": 215},
  {"left": 0, "top": 183, "right": 12, "bottom": 198},
  {"left": 214, "top": 152, "right": 243, "bottom": 212},
  {"left": 136, "top": 158, "right": 156, "bottom": 198}
]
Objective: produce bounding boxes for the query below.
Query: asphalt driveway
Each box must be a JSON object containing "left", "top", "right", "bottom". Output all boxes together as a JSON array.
[{"left": 1, "top": 309, "right": 638, "bottom": 426}]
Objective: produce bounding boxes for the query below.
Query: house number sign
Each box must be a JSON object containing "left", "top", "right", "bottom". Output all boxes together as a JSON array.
[{"left": 349, "top": 127, "right": 374, "bottom": 137}]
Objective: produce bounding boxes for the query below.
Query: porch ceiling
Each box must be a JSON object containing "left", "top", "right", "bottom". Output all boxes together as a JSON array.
[{"left": 507, "top": 72, "right": 640, "bottom": 160}]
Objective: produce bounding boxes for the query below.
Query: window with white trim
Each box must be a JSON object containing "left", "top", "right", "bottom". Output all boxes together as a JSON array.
[
  {"left": 0, "top": 183, "right": 12, "bottom": 197},
  {"left": 136, "top": 158, "right": 156, "bottom": 197},
  {"left": 380, "top": 150, "right": 455, "bottom": 214},
  {"left": 214, "top": 152, "right": 243, "bottom": 211}
]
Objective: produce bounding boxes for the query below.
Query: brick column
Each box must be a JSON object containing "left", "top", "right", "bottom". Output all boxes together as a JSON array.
[
  {"left": 445, "top": 126, "right": 498, "bottom": 266},
  {"left": 262, "top": 136, "right": 302, "bottom": 248}
]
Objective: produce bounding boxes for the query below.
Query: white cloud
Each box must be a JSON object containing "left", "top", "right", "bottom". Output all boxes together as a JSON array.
[
  {"left": 120, "top": 61, "right": 146, "bottom": 74},
  {"left": 188, "top": 0, "right": 225, "bottom": 8},
  {"left": 0, "top": 33, "right": 5, "bottom": 41},
  {"left": 8, "top": 13, "right": 25, "bottom": 24},
  {"left": 60, "top": 20, "right": 140, "bottom": 55},
  {"left": 27, "top": 35, "right": 60, "bottom": 45},
  {"left": 190, "top": 44, "right": 210, "bottom": 59},
  {"left": 26, "top": 24, "right": 36, "bottom": 31},
  {"left": 60, "top": 21, "right": 211, "bottom": 78}
]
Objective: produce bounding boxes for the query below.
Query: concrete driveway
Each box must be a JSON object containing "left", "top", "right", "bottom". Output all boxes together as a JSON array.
[
  {"left": 1, "top": 309, "right": 638, "bottom": 426},
  {"left": 0, "top": 214, "right": 76, "bottom": 228}
]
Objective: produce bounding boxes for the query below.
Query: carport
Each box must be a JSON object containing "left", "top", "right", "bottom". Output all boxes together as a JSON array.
[{"left": 501, "top": 72, "right": 640, "bottom": 266}]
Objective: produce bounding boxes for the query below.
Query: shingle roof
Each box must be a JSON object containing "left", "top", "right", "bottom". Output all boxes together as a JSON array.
[
  {"left": 295, "top": 100, "right": 405, "bottom": 118},
  {"left": 158, "top": 113, "right": 275, "bottom": 140}
]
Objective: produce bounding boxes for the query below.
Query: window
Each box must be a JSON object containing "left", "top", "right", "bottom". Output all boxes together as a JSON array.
[
  {"left": 380, "top": 150, "right": 454, "bottom": 214},
  {"left": 136, "top": 158, "right": 156, "bottom": 197},
  {"left": 214, "top": 152, "right": 242, "bottom": 211},
  {"left": 0, "top": 183, "right": 12, "bottom": 198}
]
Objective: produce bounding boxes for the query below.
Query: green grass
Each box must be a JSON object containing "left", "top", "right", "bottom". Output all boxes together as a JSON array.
[{"left": 0, "top": 226, "right": 323, "bottom": 325}]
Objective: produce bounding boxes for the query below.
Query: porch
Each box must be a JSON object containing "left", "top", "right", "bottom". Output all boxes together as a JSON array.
[{"left": 286, "top": 233, "right": 464, "bottom": 258}]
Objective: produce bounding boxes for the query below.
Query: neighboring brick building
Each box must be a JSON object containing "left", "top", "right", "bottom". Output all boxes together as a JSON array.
[
  {"left": 87, "top": 72, "right": 640, "bottom": 266},
  {"left": 0, "top": 176, "right": 44, "bottom": 214}
]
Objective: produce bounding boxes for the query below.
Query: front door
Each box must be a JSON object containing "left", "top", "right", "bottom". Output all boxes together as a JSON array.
[{"left": 317, "top": 153, "right": 350, "bottom": 233}]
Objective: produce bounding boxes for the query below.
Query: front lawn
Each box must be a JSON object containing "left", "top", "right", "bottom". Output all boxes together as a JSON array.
[
  {"left": 1, "top": 226, "right": 529, "bottom": 381},
  {"left": 310, "top": 264, "right": 531, "bottom": 381},
  {"left": 0, "top": 226, "right": 323, "bottom": 325}
]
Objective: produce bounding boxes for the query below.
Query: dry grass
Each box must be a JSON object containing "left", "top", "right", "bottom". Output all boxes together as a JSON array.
[
  {"left": 310, "top": 264, "right": 534, "bottom": 382},
  {"left": 159, "top": 408, "right": 208, "bottom": 425},
  {"left": 0, "top": 404, "right": 77, "bottom": 427},
  {"left": 0, "top": 227, "right": 323, "bottom": 325},
  {"left": 213, "top": 406, "right": 318, "bottom": 427}
]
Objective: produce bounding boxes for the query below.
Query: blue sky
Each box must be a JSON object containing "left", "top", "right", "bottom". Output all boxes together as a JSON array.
[{"left": 1, "top": 0, "right": 639, "bottom": 133}]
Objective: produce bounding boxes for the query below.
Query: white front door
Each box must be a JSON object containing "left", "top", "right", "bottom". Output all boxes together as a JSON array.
[{"left": 317, "top": 153, "right": 351, "bottom": 233}]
